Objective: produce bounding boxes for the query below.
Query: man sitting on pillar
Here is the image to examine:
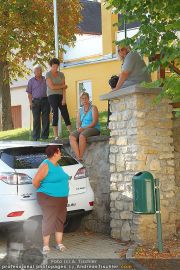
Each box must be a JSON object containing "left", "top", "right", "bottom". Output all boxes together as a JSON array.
[{"left": 113, "top": 46, "right": 151, "bottom": 90}]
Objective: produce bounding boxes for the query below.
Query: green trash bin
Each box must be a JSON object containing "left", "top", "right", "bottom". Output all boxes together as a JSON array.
[{"left": 132, "top": 171, "right": 155, "bottom": 214}]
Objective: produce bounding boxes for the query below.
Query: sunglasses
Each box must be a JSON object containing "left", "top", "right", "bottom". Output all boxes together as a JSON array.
[{"left": 118, "top": 48, "right": 124, "bottom": 53}]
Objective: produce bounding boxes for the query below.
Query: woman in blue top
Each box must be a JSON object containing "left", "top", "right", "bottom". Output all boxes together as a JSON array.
[
  {"left": 32, "top": 145, "right": 69, "bottom": 254},
  {"left": 70, "top": 92, "right": 100, "bottom": 161}
]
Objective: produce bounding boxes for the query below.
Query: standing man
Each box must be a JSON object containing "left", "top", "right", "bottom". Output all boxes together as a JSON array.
[
  {"left": 113, "top": 46, "right": 151, "bottom": 90},
  {"left": 26, "top": 65, "right": 50, "bottom": 141}
]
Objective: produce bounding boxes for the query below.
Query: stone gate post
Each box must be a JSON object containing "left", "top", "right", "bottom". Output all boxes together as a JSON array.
[{"left": 100, "top": 85, "right": 177, "bottom": 243}]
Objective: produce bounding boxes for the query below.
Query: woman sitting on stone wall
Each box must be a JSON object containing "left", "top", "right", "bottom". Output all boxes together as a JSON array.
[{"left": 69, "top": 92, "right": 100, "bottom": 161}]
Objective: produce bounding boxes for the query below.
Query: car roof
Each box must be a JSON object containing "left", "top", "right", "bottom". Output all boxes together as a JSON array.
[{"left": 0, "top": 140, "right": 62, "bottom": 150}]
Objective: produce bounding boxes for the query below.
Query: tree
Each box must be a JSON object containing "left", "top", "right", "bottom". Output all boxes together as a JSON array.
[
  {"left": 0, "top": 0, "right": 81, "bottom": 131},
  {"left": 106, "top": 0, "right": 180, "bottom": 110}
]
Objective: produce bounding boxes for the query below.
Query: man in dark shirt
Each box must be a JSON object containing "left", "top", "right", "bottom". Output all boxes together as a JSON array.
[{"left": 26, "top": 65, "right": 50, "bottom": 141}]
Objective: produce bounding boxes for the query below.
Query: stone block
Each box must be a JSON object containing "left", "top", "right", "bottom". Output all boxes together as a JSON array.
[
  {"left": 165, "top": 167, "right": 174, "bottom": 175},
  {"left": 110, "top": 219, "right": 122, "bottom": 228},
  {"left": 165, "top": 191, "right": 175, "bottom": 198},
  {"left": 129, "top": 119, "right": 137, "bottom": 128},
  {"left": 110, "top": 202, "right": 115, "bottom": 208},
  {"left": 120, "top": 211, "right": 133, "bottom": 220},
  {"left": 117, "top": 183, "right": 125, "bottom": 191},
  {"left": 122, "top": 147, "right": 128, "bottom": 154},
  {"left": 117, "top": 174, "right": 124, "bottom": 182},
  {"left": 110, "top": 165, "right": 116, "bottom": 172},
  {"left": 109, "top": 138, "right": 116, "bottom": 145},
  {"left": 135, "top": 111, "right": 145, "bottom": 118},
  {"left": 110, "top": 212, "right": 120, "bottom": 220},
  {"left": 169, "top": 212, "right": 177, "bottom": 223},
  {"left": 110, "top": 145, "right": 119, "bottom": 153},
  {"left": 124, "top": 202, "right": 133, "bottom": 211},
  {"left": 116, "top": 137, "right": 128, "bottom": 146},
  {"left": 160, "top": 208, "right": 170, "bottom": 224},
  {"left": 115, "top": 200, "right": 124, "bottom": 210},
  {"left": 110, "top": 192, "right": 119, "bottom": 201},
  {"left": 116, "top": 156, "right": 125, "bottom": 172},
  {"left": 122, "top": 110, "right": 132, "bottom": 121},
  {"left": 133, "top": 216, "right": 141, "bottom": 225},
  {"left": 136, "top": 153, "right": 147, "bottom": 161},
  {"left": 118, "top": 104, "right": 126, "bottom": 111},
  {"left": 110, "top": 173, "right": 118, "bottom": 182},
  {"left": 126, "top": 161, "right": 146, "bottom": 171},
  {"left": 109, "top": 154, "right": 116, "bottom": 164},
  {"left": 111, "top": 229, "right": 121, "bottom": 239},
  {"left": 117, "top": 122, "right": 126, "bottom": 129},
  {"left": 149, "top": 160, "right": 161, "bottom": 171},
  {"left": 110, "top": 182, "right": 117, "bottom": 191},
  {"left": 127, "top": 128, "right": 138, "bottom": 136},
  {"left": 144, "top": 148, "right": 159, "bottom": 154},
  {"left": 109, "top": 113, "right": 118, "bottom": 121},
  {"left": 121, "top": 221, "right": 131, "bottom": 241}
]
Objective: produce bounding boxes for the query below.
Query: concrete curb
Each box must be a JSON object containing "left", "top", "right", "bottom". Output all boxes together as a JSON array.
[
  {"left": 126, "top": 243, "right": 137, "bottom": 259},
  {"left": 126, "top": 244, "right": 149, "bottom": 270}
]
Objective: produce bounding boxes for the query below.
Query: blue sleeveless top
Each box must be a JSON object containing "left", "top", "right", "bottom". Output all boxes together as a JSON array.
[
  {"left": 37, "top": 159, "right": 69, "bottom": 197},
  {"left": 80, "top": 105, "right": 100, "bottom": 130}
]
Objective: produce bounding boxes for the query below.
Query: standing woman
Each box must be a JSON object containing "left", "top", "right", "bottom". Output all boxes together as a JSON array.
[
  {"left": 46, "top": 58, "right": 71, "bottom": 140},
  {"left": 69, "top": 92, "right": 100, "bottom": 161},
  {"left": 32, "top": 145, "right": 69, "bottom": 254}
]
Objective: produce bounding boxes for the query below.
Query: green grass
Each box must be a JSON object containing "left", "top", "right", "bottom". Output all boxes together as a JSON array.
[{"left": 0, "top": 111, "right": 109, "bottom": 141}]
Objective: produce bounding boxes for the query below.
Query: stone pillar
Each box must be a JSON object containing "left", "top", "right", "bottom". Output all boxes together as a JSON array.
[
  {"left": 173, "top": 114, "right": 180, "bottom": 235},
  {"left": 100, "top": 85, "right": 177, "bottom": 243}
]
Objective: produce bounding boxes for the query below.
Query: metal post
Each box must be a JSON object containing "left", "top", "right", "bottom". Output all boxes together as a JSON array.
[
  {"left": 154, "top": 179, "right": 163, "bottom": 253},
  {"left": 124, "top": 18, "right": 127, "bottom": 39},
  {"left": 53, "top": 0, "right": 62, "bottom": 137}
]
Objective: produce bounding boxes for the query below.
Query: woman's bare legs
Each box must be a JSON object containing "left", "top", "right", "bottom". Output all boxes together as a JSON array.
[
  {"left": 55, "top": 232, "right": 63, "bottom": 245},
  {"left": 55, "top": 232, "right": 66, "bottom": 251},
  {"left": 69, "top": 134, "right": 80, "bottom": 160},
  {"left": 79, "top": 134, "right": 87, "bottom": 160},
  {"left": 43, "top": 235, "right": 50, "bottom": 247},
  {"left": 67, "top": 125, "right": 72, "bottom": 133},
  {"left": 53, "top": 126, "right": 58, "bottom": 138}
]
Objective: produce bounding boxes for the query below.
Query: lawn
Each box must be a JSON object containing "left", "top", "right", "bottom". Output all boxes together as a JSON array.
[{"left": 0, "top": 111, "right": 109, "bottom": 141}]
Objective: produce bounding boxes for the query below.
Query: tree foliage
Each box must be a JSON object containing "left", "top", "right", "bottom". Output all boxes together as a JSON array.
[
  {"left": 0, "top": 0, "right": 82, "bottom": 80},
  {"left": 106, "top": 0, "right": 180, "bottom": 103},
  {"left": 0, "top": 0, "right": 82, "bottom": 130}
]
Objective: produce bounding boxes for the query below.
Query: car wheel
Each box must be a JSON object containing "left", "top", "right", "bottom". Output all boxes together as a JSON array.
[{"left": 64, "top": 216, "right": 82, "bottom": 233}]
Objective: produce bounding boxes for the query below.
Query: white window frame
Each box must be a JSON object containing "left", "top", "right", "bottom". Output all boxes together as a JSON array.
[{"left": 77, "top": 80, "right": 92, "bottom": 109}]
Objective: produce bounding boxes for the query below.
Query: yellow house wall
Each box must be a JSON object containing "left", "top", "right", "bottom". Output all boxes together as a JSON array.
[
  {"left": 62, "top": 59, "right": 120, "bottom": 118},
  {"left": 101, "top": 2, "right": 118, "bottom": 55}
]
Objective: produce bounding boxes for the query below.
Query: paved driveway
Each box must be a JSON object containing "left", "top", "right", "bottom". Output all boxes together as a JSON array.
[
  {"left": 0, "top": 230, "right": 123, "bottom": 259},
  {"left": 48, "top": 231, "right": 122, "bottom": 259}
]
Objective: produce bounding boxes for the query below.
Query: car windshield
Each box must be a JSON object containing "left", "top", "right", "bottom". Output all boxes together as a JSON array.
[{"left": 0, "top": 146, "right": 78, "bottom": 169}]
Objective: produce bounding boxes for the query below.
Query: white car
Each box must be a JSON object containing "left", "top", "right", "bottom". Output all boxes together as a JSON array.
[{"left": 0, "top": 141, "right": 94, "bottom": 232}]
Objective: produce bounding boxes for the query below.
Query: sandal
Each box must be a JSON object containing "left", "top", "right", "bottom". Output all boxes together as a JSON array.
[
  {"left": 42, "top": 246, "right": 50, "bottom": 255},
  {"left": 55, "top": 243, "right": 66, "bottom": 252}
]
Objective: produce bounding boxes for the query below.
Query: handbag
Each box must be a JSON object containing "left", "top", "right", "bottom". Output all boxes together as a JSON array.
[{"left": 109, "top": 75, "right": 119, "bottom": 89}]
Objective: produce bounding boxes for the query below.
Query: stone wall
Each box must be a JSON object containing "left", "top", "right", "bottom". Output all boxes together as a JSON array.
[
  {"left": 100, "top": 85, "right": 178, "bottom": 243},
  {"left": 173, "top": 114, "right": 180, "bottom": 234},
  {"left": 63, "top": 136, "right": 110, "bottom": 234}
]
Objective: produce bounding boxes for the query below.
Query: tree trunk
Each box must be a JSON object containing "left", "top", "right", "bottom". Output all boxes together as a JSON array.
[{"left": 0, "top": 61, "right": 13, "bottom": 131}]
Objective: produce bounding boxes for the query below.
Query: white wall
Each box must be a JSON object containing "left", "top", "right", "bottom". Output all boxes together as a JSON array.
[
  {"left": 11, "top": 86, "right": 30, "bottom": 129},
  {"left": 63, "top": 34, "right": 102, "bottom": 61},
  {"left": 116, "top": 27, "right": 139, "bottom": 41}
]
